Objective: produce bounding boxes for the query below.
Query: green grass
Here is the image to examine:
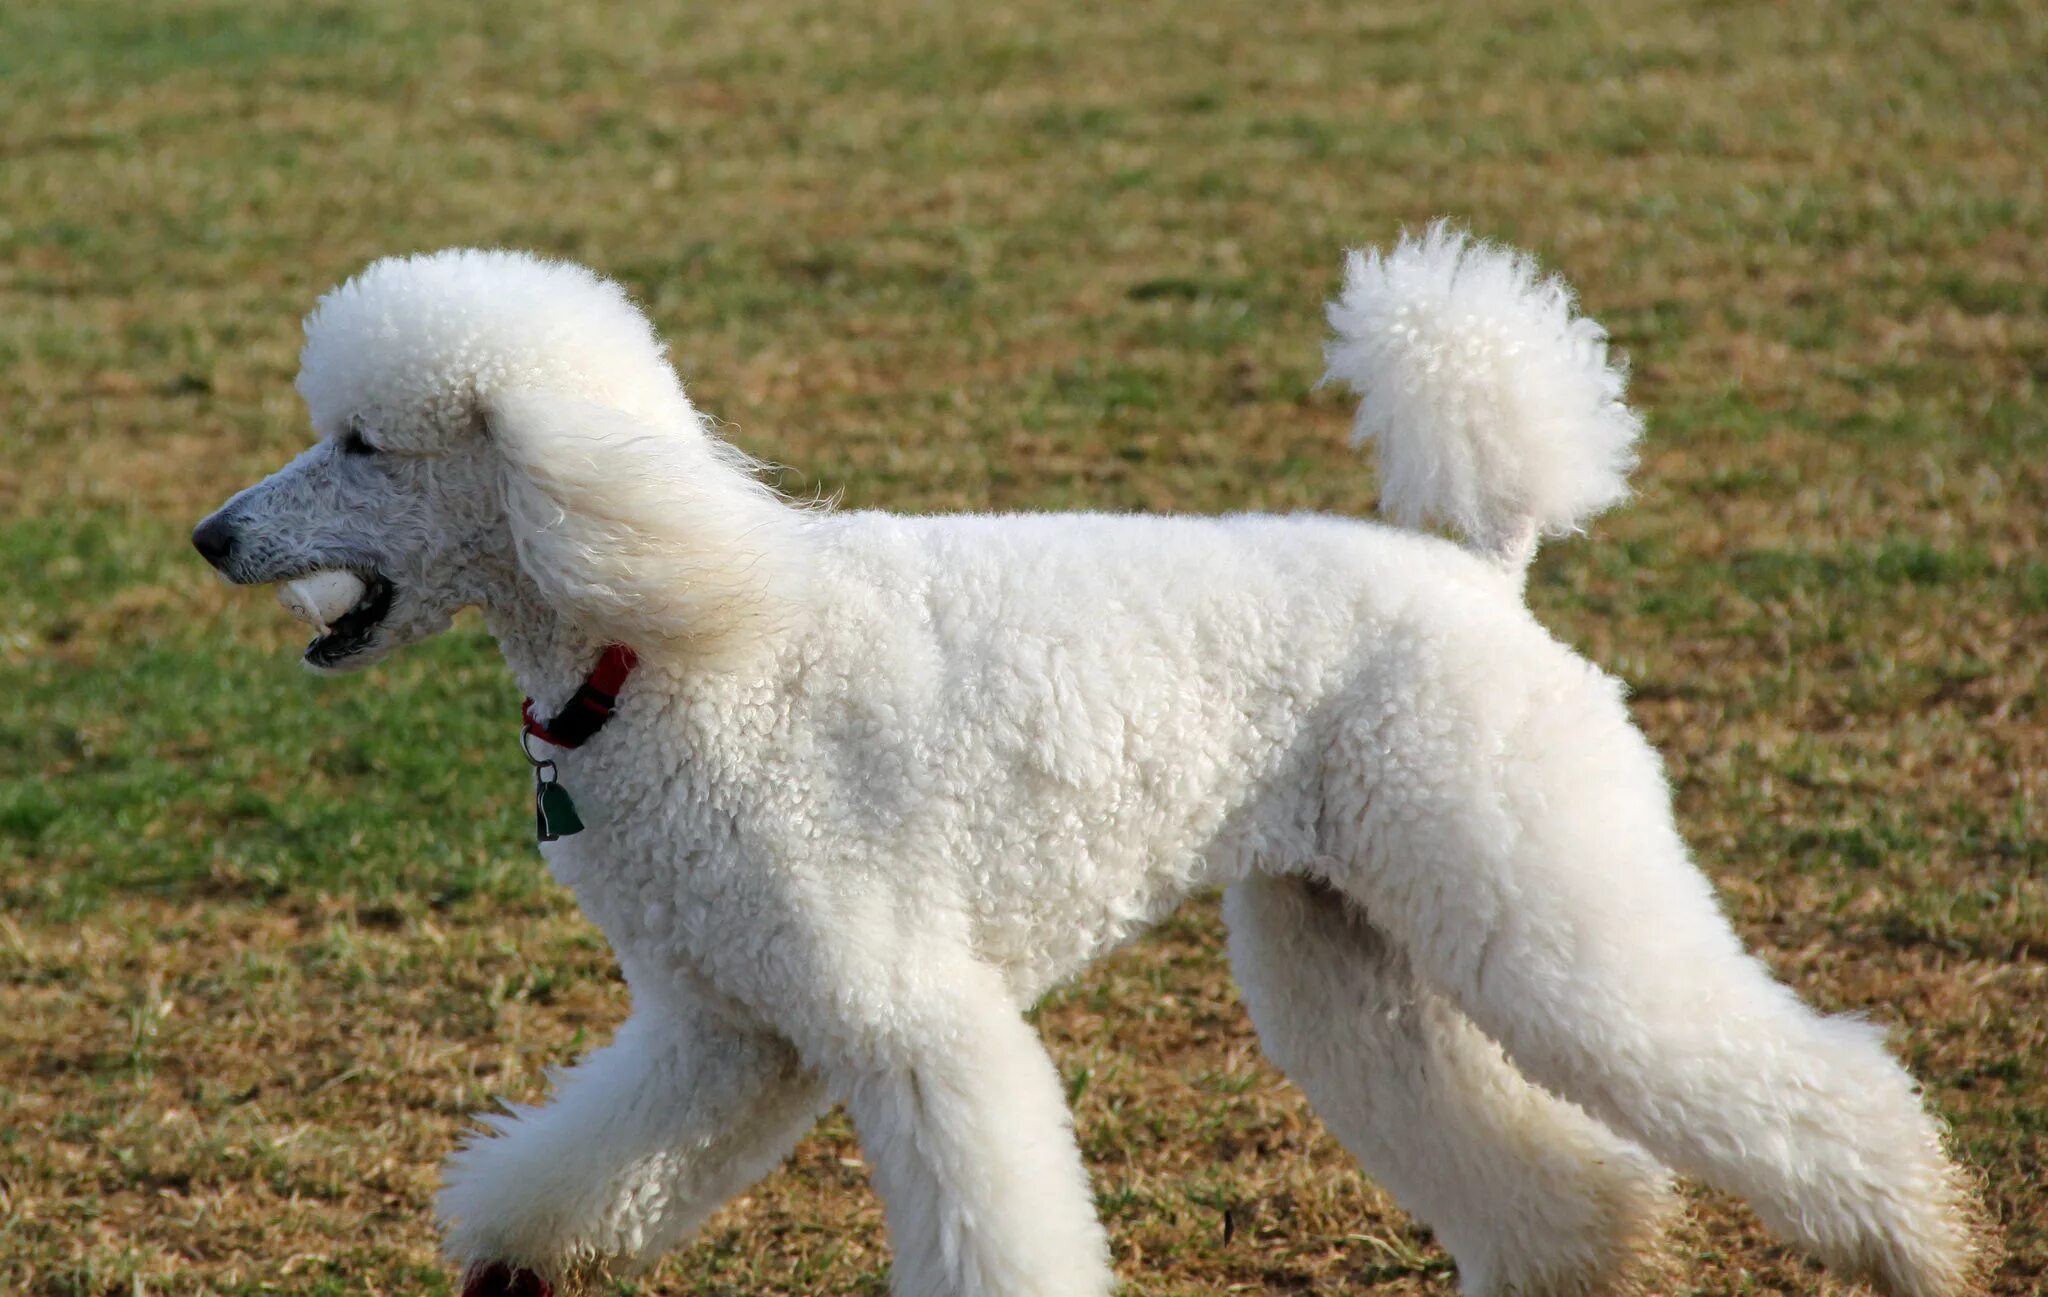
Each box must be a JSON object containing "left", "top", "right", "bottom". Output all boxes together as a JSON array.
[{"left": 3, "top": 0, "right": 2044, "bottom": 1293}]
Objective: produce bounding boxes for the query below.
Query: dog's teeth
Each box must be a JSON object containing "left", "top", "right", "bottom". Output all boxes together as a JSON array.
[{"left": 278, "top": 571, "right": 367, "bottom": 630}]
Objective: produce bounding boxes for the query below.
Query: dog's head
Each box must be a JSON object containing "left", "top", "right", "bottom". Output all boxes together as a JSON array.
[{"left": 194, "top": 250, "right": 804, "bottom": 673}]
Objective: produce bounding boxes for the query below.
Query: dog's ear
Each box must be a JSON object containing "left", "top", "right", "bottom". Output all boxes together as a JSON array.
[{"left": 484, "top": 386, "right": 809, "bottom": 663}]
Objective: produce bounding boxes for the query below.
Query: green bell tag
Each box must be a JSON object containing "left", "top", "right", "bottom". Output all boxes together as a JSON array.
[{"left": 536, "top": 778, "right": 584, "bottom": 841}]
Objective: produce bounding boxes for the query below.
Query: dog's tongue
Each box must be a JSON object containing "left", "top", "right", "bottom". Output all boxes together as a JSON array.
[{"left": 277, "top": 570, "right": 367, "bottom": 632}]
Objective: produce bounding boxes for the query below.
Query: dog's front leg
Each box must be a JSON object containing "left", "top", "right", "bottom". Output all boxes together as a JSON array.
[
  {"left": 437, "top": 990, "right": 825, "bottom": 1292},
  {"left": 827, "top": 959, "right": 1116, "bottom": 1297}
]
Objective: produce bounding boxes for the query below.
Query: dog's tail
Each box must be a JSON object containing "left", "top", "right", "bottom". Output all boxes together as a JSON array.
[{"left": 1322, "top": 223, "right": 1641, "bottom": 581}]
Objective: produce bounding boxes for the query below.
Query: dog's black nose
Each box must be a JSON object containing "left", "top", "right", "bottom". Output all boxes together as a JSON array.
[{"left": 192, "top": 513, "right": 238, "bottom": 569}]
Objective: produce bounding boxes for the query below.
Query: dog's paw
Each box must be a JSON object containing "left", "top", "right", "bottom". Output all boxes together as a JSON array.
[{"left": 460, "top": 1261, "right": 553, "bottom": 1297}]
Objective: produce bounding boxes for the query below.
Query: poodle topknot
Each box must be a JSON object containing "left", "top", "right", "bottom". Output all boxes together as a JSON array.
[{"left": 195, "top": 228, "right": 1984, "bottom": 1297}]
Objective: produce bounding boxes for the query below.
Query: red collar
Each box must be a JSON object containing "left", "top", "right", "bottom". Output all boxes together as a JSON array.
[{"left": 521, "top": 644, "right": 639, "bottom": 749}]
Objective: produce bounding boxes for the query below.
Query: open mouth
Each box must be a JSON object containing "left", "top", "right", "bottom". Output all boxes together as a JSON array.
[{"left": 281, "top": 570, "right": 397, "bottom": 667}]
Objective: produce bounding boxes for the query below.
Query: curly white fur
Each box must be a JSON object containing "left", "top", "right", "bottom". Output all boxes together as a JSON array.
[
  {"left": 194, "top": 233, "right": 1984, "bottom": 1297},
  {"left": 1324, "top": 223, "right": 1641, "bottom": 574}
]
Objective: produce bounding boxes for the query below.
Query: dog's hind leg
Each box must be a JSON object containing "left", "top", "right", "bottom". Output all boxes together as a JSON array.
[
  {"left": 1318, "top": 663, "right": 1985, "bottom": 1297},
  {"left": 437, "top": 988, "right": 827, "bottom": 1289},
  {"left": 1225, "top": 871, "right": 1674, "bottom": 1296}
]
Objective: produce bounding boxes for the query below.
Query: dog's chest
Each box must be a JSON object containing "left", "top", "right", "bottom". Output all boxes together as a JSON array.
[{"left": 529, "top": 722, "right": 768, "bottom": 961}]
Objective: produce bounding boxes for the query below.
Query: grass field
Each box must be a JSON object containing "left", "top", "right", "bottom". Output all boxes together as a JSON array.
[{"left": 2, "top": 1, "right": 2043, "bottom": 1293}]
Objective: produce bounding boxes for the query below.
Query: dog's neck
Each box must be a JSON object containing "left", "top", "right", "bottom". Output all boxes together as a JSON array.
[{"left": 482, "top": 573, "right": 611, "bottom": 718}]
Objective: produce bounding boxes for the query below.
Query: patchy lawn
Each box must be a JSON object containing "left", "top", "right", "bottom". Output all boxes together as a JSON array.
[{"left": 2, "top": 0, "right": 2042, "bottom": 1293}]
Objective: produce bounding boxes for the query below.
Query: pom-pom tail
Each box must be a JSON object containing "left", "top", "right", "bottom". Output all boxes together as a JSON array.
[{"left": 1323, "top": 223, "right": 1642, "bottom": 580}]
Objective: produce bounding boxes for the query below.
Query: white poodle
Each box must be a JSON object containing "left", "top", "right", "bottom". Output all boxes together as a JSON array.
[{"left": 193, "top": 226, "right": 1982, "bottom": 1297}]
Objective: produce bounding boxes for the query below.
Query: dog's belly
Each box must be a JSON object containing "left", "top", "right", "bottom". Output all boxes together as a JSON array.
[
  {"left": 963, "top": 809, "right": 1314, "bottom": 1005},
  {"left": 941, "top": 705, "right": 1334, "bottom": 1003}
]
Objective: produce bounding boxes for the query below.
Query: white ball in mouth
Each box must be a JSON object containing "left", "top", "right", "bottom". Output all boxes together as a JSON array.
[{"left": 278, "top": 570, "right": 367, "bottom": 631}]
